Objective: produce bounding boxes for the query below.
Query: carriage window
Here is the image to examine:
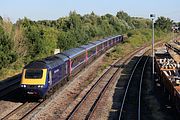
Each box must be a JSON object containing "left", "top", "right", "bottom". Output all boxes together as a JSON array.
[
  {"left": 97, "top": 44, "right": 103, "bottom": 52},
  {"left": 88, "top": 47, "right": 96, "bottom": 58},
  {"left": 71, "top": 53, "right": 86, "bottom": 69},
  {"left": 25, "top": 69, "right": 43, "bottom": 79}
]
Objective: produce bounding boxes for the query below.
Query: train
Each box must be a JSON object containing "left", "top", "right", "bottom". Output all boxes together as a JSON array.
[{"left": 20, "top": 35, "right": 123, "bottom": 98}]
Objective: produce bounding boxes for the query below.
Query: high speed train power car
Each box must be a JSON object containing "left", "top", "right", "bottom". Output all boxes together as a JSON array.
[{"left": 20, "top": 35, "right": 123, "bottom": 98}]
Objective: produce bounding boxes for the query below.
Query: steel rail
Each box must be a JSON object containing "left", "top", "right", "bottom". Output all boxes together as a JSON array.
[
  {"left": 119, "top": 55, "right": 149, "bottom": 120},
  {"left": 2, "top": 101, "right": 43, "bottom": 120},
  {"left": 138, "top": 57, "right": 149, "bottom": 120},
  {"left": 2, "top": 102, "right": 29, "bottom": 120},
  {"left": 66, "top": 46, "right": 146, "bottom": 120},
  {"left": 85, "top": 65, "right": 120, "bottom": 120},
  {"left": 118, "top": 55, "right": 143, "bottom": 119},
  {"left": 66, "top": 58, "right": 120, "bottom": 120}
]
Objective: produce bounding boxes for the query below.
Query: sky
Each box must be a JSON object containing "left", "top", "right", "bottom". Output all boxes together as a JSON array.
[{"left": 0, "top": 0, "right": 180, "bottom": 23}]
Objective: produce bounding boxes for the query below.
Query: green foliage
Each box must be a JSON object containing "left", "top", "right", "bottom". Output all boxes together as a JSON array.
[
  {"left": 178, "top": 22, "right": 180, "bottom": 28},
  {"left": 0, "top": 10, "right": 175, "bottom": 79},
  {"left": 69, "top": 11, "right": 82, "bottom": 29},
  {"left": 0, "top": 16, "right": 2, "bottom": 22},
  {"left": 57, "top": 31, "right": 76, "bottom": 51},
  {"left": 116, "top": 11, "right": 131, "bottom": 23},
  {"left": 155, "top": 16, "right": 173, "bottom": 32},
  {"left": 132, "top": 18, "right": 151, "bottom": 29},
  {"left": 127, "top": 29, "right": 155, "bottom": 48},
  {"left": 0, "top": 26, "right": 17, "bottom": 69},
  {"left": 23, "top": 25, "right": 58, "bottom": 61}
]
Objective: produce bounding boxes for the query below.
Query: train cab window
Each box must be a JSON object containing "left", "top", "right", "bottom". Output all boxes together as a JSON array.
[{"left": 25, "top": 69, "right": 43, "bottom": 79}]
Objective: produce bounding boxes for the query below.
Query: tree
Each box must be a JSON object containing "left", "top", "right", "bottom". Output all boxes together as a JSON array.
[
  {"left": 155, "top": 16, "right": 173, "bottom": 32},
  {"left": 57, "top": 30, "right": 77, "bottom": 51},
  {"left": 69, "top": 11, "right": 82, "bottom": 29},
  {"left": 116, "top": 11, "right": 132, "bottom": 25},
  {"left": 132, "top": 18, "right": 151, "bottom": 29},
  {"left": 13, "top": 26, "right": 28, "bottom": 58},
  {"left": 178, "top": 22, "right": 180, "bottom": 29},
  {"left": 0, "top": 16, "right": 2, "bottom": 21},
  {"left": 0, "top": 26, "right": 16, "bottom": 69},
  {"left": 23, "top": 25, "right": 58, "bottom": 60}
]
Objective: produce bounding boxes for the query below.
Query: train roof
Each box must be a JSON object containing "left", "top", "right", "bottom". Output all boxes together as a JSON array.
[
  {"left": 98, "top": 38, "right": 109, "bottom": 43},
  {"left": 107, "top": 36, "right": 116, "bottom": 40},
  {"left": 43, "top": 55, "right": 67, "bottom": 68},
  {"left": 24, "top": 54, "right": 69, "bottom": 69},
  {"left": 61, "top": 47, "right": 85, "bottom": 58},
  {"left": 80, "top": 43, "right": 96, "bottom": 50},
  {"left": 116, "top": 35, "right": 122, "bottom": 38},
  {"left": 55, "top": 53, "right": 69, "bottom": 61},
  {"left": 24, "top": 61, "right": 47, "bottom": 69},
  {"left": 90, "top": 40, "right": 103, "bottom": 46}
]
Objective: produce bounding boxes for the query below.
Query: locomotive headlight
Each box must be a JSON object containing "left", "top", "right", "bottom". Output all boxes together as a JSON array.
[
  {"left": 21, "top": 85, "right": 26, "bottom": 87},
  {"left": 38, "top": 85, "right": 44, "bottom": 88},
  {"left": 176, "top": 80, "right": 180, "bottom": 85}
]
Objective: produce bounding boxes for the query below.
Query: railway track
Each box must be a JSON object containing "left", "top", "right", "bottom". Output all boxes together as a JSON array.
[
  {"left": 0, "top": 41, "right": 162, "bottom": 119},
  {"left": 1, "top": 43, "right": 164, "bottom": 120},
  {"left": 1, "top": 101, "right": 43, "bottom": 120},
  {"left": 2, "top": 42, "right": 163, "bottom": 120},
  {"left": 0, "top": 74, "right": 21, "bottom": 98},
  {"left": 165, "top": 43, "right": 180, "bottom": 55},
  {"left": 65, "top": 47, "right": 147, "bottom": 120},
  {"left": 118, "top": 55, "right": 149, "bottom": 120}
]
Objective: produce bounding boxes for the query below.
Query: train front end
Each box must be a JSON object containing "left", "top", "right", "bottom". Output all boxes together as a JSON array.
[{"left": 20, "top": 61, "right": 49, "bottom": 98}]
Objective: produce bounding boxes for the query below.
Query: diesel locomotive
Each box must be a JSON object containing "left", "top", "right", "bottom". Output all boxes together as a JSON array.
[{"left": 20, "top": 35, "right": 123, "bottom": 98}]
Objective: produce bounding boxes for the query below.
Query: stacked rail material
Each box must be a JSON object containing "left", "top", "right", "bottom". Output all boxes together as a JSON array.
[
  {"left": 155, "top": 49, "right": 180, "bottom": 113},
  {"left": 165, "top": 41, "right": 180, "bottom": 63}
]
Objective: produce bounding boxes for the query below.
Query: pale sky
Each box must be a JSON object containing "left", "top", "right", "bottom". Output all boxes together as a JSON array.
[{"left": 0, "top": 0, "right": 179, "bottom": 22}]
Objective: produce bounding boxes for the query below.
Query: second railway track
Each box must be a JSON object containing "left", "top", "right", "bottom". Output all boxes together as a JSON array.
[
  {"left": 65, "top": 46, "right": 148, "bottom": 120},
  {"left": 0, "top": 39, "right": 170, "bottom": 119},
  {"left": 118, "top": 55, "right": 149, "bottom": 120},
  {"left": 0, "top": 43, "right": 160, "bottom": 120},
  {"left": 1, "top": 101, "right": 43, "bottom": 120}
]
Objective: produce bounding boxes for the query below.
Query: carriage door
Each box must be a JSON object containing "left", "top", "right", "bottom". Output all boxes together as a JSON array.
[
  {"left": 66, "top": 62, "right": 68, "bottom": 75},
  {"left": 49, "top": 70, "right": 52, "bottom": 86}
]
